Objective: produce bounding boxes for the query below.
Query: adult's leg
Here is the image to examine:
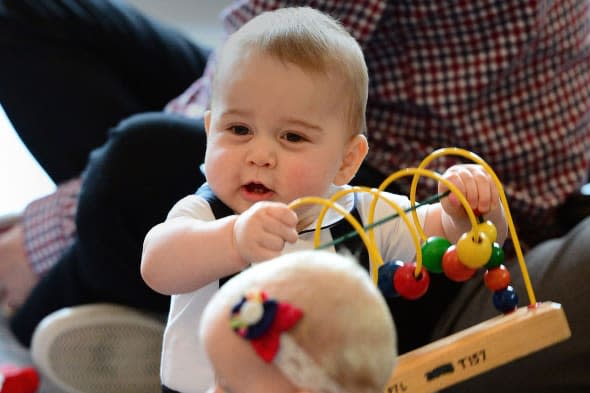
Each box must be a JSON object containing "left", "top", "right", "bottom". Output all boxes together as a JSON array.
[
  {"left": 10, "top": 112, "right": 207, "bottom": 346},
  {"left": 434, "top": 217, "right": 590, "bottom": 393},
  {"left": 0, "top": 0, "right": 208, "bottom": 182}
]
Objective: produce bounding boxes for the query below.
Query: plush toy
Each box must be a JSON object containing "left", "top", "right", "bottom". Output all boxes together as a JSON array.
[{"left": 0, "top": 364, "right": 39, "bottom": 393}]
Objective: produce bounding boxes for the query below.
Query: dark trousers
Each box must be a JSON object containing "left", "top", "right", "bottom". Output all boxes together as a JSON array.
[
  {"left": 0, "top": 0, "right": 209, "bottom": 345},
  {"left": 11, "top": 113, "right": 207, "bottom": 345},
  {"left": 0, "top": 0, "right": 209, "bottom": 183}
]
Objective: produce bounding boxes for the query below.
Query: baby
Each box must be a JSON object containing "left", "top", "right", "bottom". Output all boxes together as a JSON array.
[
  {"left": 199, "top": 250, "right": 397, "bottom": 393},
  {"left": 141, "top": 6, "right": 506, "bottom": 392}
]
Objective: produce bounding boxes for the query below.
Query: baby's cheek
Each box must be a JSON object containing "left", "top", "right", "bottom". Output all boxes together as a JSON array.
[
  {"left": 285, "top": 168, "right": 308, "bottom": 190},
  {"left": 285, "top": 164, "right": 331, "bottom": 197}
]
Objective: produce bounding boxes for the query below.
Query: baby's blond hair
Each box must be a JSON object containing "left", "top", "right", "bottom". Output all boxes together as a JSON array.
[
  {"left": 212, "top": 7, "right": 368, "bottom": 136},
  {"left": 201, "top": 250, "right": 397, "bottom": 393}
]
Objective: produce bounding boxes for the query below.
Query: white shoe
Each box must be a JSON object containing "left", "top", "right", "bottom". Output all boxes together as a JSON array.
[{"left": 31, "top": 304, "right": 165, "bottom": 393}]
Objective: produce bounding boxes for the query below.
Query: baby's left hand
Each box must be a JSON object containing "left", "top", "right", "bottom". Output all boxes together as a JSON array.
[{"left": 438, "top": 164, "right": 500, "bottom": 218}]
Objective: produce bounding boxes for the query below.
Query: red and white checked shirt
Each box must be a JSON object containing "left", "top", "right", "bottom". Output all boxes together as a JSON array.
[{"left": 24, "top": 0, "right": 590, "bottom": 274}]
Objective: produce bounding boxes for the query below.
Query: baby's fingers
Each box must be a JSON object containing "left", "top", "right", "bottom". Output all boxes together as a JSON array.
[
  {"left": 445, "top": 165, "right": 500, "bottom": 214},
  {"left": 256, "top": 232, "right": 291, "bottom": 253},
  {"left": 442, "top": 168, "right": 477, "bottom": 209},
  {"left": 264, "top": 204, "right": 299, "bottom": 243},
  {"left": 469, "top": 165, "right": 502, "bottom": 214}
]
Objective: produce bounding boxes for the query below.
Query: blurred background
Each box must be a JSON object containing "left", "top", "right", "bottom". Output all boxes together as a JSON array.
[
  {"left": 0, "top": 0, "right": 231, "bottom": 217},
  {"left": 126, "top": 0, "right": 232, "bottom": 46},
  {"left": 0, "top": 2, "right": 232, "bottom": 389}
]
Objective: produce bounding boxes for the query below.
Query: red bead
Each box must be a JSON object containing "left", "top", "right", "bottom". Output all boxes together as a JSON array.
[
  {"left": 393, "top": 263, "right": 430, "bottom": 300},
  {"left": 442, "top": 245, "right": 477, "bottom": 282},
  {"left": 484, "top": 265, "right": 511, "bottom": 291},
  {"left": 377, "top": 260, "right": 404, "bottom": 299}
]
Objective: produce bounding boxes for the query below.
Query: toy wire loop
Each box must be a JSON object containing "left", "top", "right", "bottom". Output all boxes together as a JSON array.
[
  {"left": 317, "top": 186, "right": 423, "bottom": 282},
  {"left": 288, "top": 147, "right": 537, "bottom": 306},
  {"left": 377, "top": 168, "right": 479, "bottom": 242},
  {"left": 287, "top": 197, "right": 380, "bottom": 267},
  {"left": 412, "top": 147, "right": 536, "bottom": 305},
  {"left": 371, "top": 168, "right": 480, "bottom": 275}
]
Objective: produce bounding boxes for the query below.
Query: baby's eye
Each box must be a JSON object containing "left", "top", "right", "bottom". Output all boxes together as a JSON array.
[
  {"left": 229, "top": 125, "right": 250, "bottom": 135},
  {"left": 282, "top": 132, "right": 306, "bottom": 143}
]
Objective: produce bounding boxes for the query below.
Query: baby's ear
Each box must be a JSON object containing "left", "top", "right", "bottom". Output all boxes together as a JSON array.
[{"left": 333, "top": 134, "right": 369, "bottom": 186}]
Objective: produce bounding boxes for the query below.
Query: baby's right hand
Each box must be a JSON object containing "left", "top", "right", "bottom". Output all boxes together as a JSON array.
[{"left": 233, "top": 201, "right": 298, "bottom": 263}]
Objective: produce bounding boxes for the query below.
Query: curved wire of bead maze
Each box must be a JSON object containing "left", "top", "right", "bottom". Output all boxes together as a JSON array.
[{"left": 288, "top": 147, "right": 571, "bottom": 393}]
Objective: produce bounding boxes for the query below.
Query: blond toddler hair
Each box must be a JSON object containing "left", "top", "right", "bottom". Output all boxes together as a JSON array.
[{"left": 212, "top": 6, "right": 368, "bottom": 136}]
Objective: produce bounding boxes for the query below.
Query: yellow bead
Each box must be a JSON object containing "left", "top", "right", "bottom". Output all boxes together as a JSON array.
[
  {"left": 456, "top": 231, "right": 493, "bottom": 268},
  {"left": 477, "top": 220, "right": 497, "bottom": 243}
]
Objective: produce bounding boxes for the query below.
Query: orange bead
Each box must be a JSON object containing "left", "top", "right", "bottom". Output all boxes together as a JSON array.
[
  {"left": 484, "top": 265, "right": 511, "bottom": 291},
  {"left": 442, "top": 245, "right": 477, "bottom": 282}
]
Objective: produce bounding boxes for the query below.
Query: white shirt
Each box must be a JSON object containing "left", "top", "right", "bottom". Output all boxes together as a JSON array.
[{"left": 160, "top": 185, "right": 426, "bottom": 393}]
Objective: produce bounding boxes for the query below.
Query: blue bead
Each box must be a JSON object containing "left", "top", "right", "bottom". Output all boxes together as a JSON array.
[
  {"left": 378, "top": 260, "right": 403, "bottom": 299},
  {"left": 492, "top": 286, "right": 518, "bottom": 313}
]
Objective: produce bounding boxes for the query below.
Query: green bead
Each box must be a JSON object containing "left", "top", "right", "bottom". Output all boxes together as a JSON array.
[
  {"left": 484, "top": 242, "right": 505, "bottom": 268},
  {"left": 421, "top": 236, "right": 452, "bottom": 273}
]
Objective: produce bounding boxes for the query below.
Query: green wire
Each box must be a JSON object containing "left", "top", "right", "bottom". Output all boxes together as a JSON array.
[{"left": 317, "top": 190, "right": 451, "bottom": 250}]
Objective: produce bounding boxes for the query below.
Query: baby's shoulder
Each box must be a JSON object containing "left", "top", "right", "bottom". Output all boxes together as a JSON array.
[{"left": 166, "top": 194, "right": 214, "bottom": 221}]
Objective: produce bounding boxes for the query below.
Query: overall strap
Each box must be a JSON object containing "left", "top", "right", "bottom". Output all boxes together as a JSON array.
[
  {"left": 195, "top": 183, "right": 234, "bottom": 219},
  {"left": 327, "top": 196, "right": 370, "bottom": 272},
  {"left": 195, "top": 183, "right": 236, "bottom": 286}
]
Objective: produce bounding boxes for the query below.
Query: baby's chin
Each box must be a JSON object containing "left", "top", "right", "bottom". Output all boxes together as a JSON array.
[
  {"left": 291, "top": 204, "right": 324, "bottom": 230},
  {"left": 226, "top": 196, "right": 279, "bottom": 214}
]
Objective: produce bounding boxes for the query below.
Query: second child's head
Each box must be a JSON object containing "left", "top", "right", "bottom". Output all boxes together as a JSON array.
[
  {"left": 204, "top": 7, "right": 369, "bottom": 214},
  {"left": 200, "top": 250, "right": 397, "bottom": 393}
]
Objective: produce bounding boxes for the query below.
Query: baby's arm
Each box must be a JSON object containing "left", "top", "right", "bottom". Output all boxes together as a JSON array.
[
  {"left": 141, "top": 200, "right": 298, "bottom": 295},
  {"left": 422, "top": 164, "right": 508, "bottom": 243}
]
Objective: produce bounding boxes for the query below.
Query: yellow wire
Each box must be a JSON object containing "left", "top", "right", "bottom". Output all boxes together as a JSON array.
[
  {"left": 287, "top": 197, "right": 380, "bottom": 278},
  {"left": 373, "top": 167, "right": 480, "bottom": 245},
  {"left": 416, "top": 147, "right": 536, "bottom": 305},
  {"left": 315, "top": 186, "right": 423, "bottom": 284},
  {"left": 290, "top": 171, "right": 477, "bottom": 283},
  {"left": 287, "top": 147, "right": 536, "bottom": 307}
]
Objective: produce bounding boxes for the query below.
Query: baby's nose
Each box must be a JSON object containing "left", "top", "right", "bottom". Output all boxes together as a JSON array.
[{"left": 247, "top": 141, "right": 277, "bottom": 167}]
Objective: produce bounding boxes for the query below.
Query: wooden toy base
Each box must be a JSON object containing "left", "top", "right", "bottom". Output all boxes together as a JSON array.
[{"left": 385, "top": 301, "right": 571, "bottom": 393}]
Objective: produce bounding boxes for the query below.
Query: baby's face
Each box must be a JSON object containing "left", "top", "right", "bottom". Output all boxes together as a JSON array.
[{"left": 203, "top": 49, "right": 362, "bottom": 214}]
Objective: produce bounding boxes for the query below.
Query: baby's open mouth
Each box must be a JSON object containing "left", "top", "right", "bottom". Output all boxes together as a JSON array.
[{"left": 245, "top": 182, "right": 271, "bottom": 194}]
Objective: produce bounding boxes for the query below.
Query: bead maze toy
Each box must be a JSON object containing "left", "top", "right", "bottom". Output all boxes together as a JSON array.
[{"left": 288, "top": 147, "right": 571, "bottom": 393}]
